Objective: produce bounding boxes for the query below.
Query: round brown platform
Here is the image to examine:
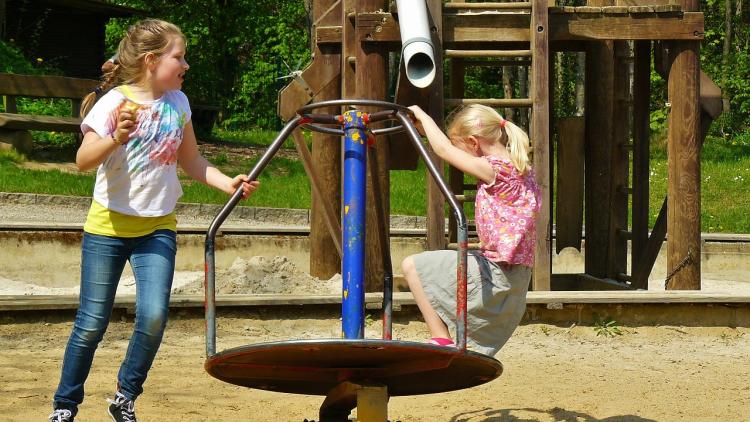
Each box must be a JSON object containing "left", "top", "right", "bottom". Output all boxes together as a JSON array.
[{"left": 204, "top": 339, "right": 502, "bottom": 396}]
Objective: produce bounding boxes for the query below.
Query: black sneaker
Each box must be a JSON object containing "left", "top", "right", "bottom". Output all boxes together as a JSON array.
[
  {"left": 107, "top": 391, "right": 137, "bottom": 422},
  {"left": 48, "top": 409, "right": 74, "bottom": 422}
]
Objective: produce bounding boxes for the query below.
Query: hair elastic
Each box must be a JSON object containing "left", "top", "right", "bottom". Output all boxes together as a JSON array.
[{"left": 498, "top": 118, "right": 507, "bottom": 128}]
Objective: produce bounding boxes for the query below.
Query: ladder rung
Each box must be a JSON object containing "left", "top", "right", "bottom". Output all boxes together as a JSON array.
[
  {"left": 462, "top": 183, "right": 477, "bottom": 191},
  {"left": 446, "top": 98, "right": 533, "bottom": 108},
  {"left": 445, "top": 50, "right": 532, "bottom": 58},
  {"left": 617, "top": 229, "right": 632, "bottom": 240},
  {"left": 616, "top": 273, "right": 632, "bottom": 283},
  {"left": 447, "top": 242, "right": 482, "bottom": 250},
  {"left": 445, "top": 2, "right": 532, "bottom": 10},
  {"left": 455, "top": 194, "right": 476, "bottom": 202},
  {"left": 462, "top": 59, "right": 532, "bottom": 67}
]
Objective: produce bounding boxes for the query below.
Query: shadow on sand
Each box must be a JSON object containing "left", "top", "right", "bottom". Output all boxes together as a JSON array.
[{"left": 450, "top": 407, "right": 658, "bottom": 422}]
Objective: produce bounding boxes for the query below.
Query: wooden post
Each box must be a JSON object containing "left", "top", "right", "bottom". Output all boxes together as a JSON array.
[
  {"left": 583, "top": 0, "right": 615, "bottom": 279},
  {"left": 425, "top": 0, "right": 446, "bottom": 252},
  {"left": 631, "top": 40, "right": 651, "bottom": 286},
  {"left": 310, "top": 0, "right": 343, "bottom": 279},
  {"left": 607, "top": 41, "right": 630, "bottom": 279},
  {"left": 355, "top": 0, "right": 389, "bottom": 292},
  {"left": 555, "top": 117, "right": 585, "bottom": 253},
  {"left": 531, "top": 0, "right": 551, "bottom": 290},
  {"left": 666, "top": 0, "right": 701, "bottom": 289},
  {"left": 448, "top": 56, "right": 465, "bottom": 244}
]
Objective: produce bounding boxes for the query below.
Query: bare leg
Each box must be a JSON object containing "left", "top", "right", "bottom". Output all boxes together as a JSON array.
[{"left": 401, "top": 256, "right": 451, "bottom": 339}]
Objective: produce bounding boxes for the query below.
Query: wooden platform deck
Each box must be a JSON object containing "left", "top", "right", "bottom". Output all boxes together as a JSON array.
[{"left": 2, "top": 291, "right": 748, "bottom": 312}]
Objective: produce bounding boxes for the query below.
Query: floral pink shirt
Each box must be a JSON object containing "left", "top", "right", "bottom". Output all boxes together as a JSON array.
[{"left": 475, "top": 156, "right": 541, "bottom": 267}]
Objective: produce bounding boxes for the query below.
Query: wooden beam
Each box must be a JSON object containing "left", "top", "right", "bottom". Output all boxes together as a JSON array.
[
  {"left": 607, "top": 41, "right": 630, "bottom": 279},
  {"left": 584, "top": 1, "right": 615, "bottom": 279},
  {"left": 425, "top": 0, "right": 446, "bottom": 252},
  {"left": 356, "top": 0, "right": 390, "bottom": 292},
  {"left": 309, "top": 0, "right": 343, "bottom": 280},
  {"left": 448, "top": 56, "right": 466, "bottom": 244},
  {"left": 531, "top": 0, "right": 551, "bottom": 290},
  {"left": 666, "top": 39, "right": 701, "bottom": 290},
  {"left": 317, "top": 12, "right": 705, "bottom": 45},
  {"left": 292, "top": 129, "right": 342, "bottom": 258},
  {"left": 554, "top": 117, "right": 585, "bottom": 253},
  {"left": 0, "top": 74, "right": 98, "bottom": 99},
  {"left": 631, "top": 41, "right": 651, "bottom": 286}
]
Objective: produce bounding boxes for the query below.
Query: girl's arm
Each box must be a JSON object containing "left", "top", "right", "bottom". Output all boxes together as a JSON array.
[
  {"left": 177, "top": 121, "right": 259, "bottom": 198},
  {"left": 75, "top": 107, "right": 136, "bottom": 172},
  {"left": 408, "top": 106, "right": 495, "bottom": 184}
]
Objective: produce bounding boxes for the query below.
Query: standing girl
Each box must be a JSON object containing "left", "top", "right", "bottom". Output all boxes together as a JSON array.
[
  {"left": 402, "top": 104, "right": 541, "bottom": 356},
  {"left": 49, "top": 19, "right": 258, "bottom": 422}
]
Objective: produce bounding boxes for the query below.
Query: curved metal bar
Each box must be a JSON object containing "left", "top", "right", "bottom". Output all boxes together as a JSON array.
[
  {"left": 204, "top": 115, "right": 303, "bottom": 357},
  {"left": 297, "top": 99, "right": 412, "bottom": 136},
  {"left": 297, "top": 98, "right": 412, "bottom": 115},
  {"left": 395, "top": 111, "right": 470, "bottom": 351}
]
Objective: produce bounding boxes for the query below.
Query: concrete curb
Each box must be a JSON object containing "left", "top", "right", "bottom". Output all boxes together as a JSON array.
[{"left": 0, "top": 192, "right": 430, "bottom": 230}]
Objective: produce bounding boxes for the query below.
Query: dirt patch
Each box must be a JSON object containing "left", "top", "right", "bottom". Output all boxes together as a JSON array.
[
  {"left": 174, "top": 256, "right": 340, "bottom": 295},
  {"left": 1, "top": 312, "right": 749, "bottom": 421}
]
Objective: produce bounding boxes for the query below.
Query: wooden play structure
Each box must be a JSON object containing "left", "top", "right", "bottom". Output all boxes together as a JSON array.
[{"left": 278, "top": 0, "right": 719, "bottom": 292}]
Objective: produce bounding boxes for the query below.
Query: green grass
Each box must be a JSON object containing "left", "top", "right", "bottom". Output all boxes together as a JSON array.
[{"left": 1, "top": 129, "right": 749, "bottom": 232}]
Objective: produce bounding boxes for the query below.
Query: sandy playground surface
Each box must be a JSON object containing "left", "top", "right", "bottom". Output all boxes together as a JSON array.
[{"left": 2, "top": 308, "right": 749, "bottom": 422}]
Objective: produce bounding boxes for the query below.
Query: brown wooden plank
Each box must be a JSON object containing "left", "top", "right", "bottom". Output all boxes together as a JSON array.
[
  {"left": 532, "top": 0, "right": 551, "bottom": 291},
  {"left": 607, "top": 41, "right": 630, "bottom": 279},
  {"left": 447, "top": 56, "right": 466, "bottom": 244},
  {"left": 575, "top": 6, "right": 603, "bottom": 13},
  {"left": 0, "top": 73, "right": 98, "bottom": 99},
  {"left": 425, "top": 0, "right": 446, "bottom": 251},
  {"left": 615, "top": 0, "right": 674, "bottom": 6},
  {"left": 550, "top": 12, "right": 703, "bottom": 41},
  {"left": 631, "top": 41, "right": 651, "bottom": 287},
  {"left": 308, "top": 0, "right": 343, "bottom": 280},
  {"left": 0, "top": 113, "right": 81, "bottom": 132},
  {"left": 445, "top": 98, "right": 533, "bottom": 107},
  {"left": 317, "top": 12, "right": 705, "bottom": 44},
  {"left": 293, "top": 129, "right": 342, "bottom": 257},
  {"left": 666, "top": 40, "right": 701, "bottom": 290},
  {"left": 356, "top": 0, "right": 390, "bottom": 292},
  {"left": 584, "top": 52, "right": 614, "bottom": 278},
  {"left": 601, "top": 5, "right": 630, "bottom": 14},
  {"left": 342, "top": 0, "right": 356, "bottom": 98},
  {"left": 554, "top": 117, "right": 585, "bottom": 253},
  {"left": 654, "top": 4, "right": 682, "bottom": 12}
]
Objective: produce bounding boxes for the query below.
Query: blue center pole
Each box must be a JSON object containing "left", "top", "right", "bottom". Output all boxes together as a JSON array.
[{"left": 342, "top": 110, "right": 368, "bottom": 339}]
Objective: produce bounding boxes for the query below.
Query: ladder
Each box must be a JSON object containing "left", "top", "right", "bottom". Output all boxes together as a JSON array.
[{"left": 443, "top": 0, "right": 551, "bottom": 290}]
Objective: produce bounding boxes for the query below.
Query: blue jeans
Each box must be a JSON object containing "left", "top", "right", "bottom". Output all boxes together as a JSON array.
[{"left": 53, "top": 229, "right": 176, "bottom": 413}]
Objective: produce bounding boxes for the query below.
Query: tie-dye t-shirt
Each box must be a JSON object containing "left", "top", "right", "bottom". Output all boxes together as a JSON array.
[
  {"left": 475, "top": 155, "right": 541, "bottom": 267},
  {"left": 81, "top": 87, "right": 191, "bottom": 216}
]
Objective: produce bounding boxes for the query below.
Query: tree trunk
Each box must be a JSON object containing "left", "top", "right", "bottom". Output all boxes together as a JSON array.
[{"left": 722, "top": 0, "right": 733, "bottom": 114}]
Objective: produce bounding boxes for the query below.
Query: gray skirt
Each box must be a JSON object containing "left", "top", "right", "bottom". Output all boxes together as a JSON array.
[{"left": 411, "top": 249, "right": 531, "bottom": 356}]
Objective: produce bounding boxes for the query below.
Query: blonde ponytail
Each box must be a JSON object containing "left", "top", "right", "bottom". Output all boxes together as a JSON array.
[
  {"left": 446, "top": 104, "right": 532, "bottom": 174},
  {"left": 502, "top": 120, "right": 531, "bottom": 174}
]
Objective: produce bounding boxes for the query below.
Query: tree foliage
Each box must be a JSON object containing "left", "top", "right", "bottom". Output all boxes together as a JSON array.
[{"left": 106, "top": 0, "right": 310, "bottom": 129}]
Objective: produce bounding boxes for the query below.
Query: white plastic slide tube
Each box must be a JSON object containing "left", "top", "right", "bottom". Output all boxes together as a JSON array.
[{"left": 396, "top": 0, "right": 436, "bottom": 88}]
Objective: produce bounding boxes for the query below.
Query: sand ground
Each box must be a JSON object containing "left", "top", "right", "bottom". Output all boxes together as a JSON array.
[{"left": 2, "top": 308, "right": 749, "bottom": 422}]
